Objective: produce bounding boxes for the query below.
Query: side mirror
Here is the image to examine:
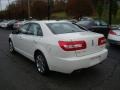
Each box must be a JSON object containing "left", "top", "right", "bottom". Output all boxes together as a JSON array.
[{"left": 12, "top": 30, "right": 20, "bottom": 34}]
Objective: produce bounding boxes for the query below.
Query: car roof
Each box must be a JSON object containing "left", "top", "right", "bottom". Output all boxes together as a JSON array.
[{"left": 26, "top": 20, "right": 71, "bottom": 24}]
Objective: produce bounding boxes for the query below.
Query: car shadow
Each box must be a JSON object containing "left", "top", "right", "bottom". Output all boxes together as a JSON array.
[
  {"left": 10, "top": 51, "right": 102, "bottom": 78},
  {"left": 8, "top": 51, "right": 113, "bottom": 89}
]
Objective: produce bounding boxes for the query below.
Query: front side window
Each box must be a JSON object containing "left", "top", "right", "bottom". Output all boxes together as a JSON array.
[{"left": 47, "top": 23, "right": 84, "bottom": 34}]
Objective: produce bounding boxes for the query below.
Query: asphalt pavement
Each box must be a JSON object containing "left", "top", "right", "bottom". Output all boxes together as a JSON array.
[{"left": 0, "top": 29, "right": 120, "bottom": 90}]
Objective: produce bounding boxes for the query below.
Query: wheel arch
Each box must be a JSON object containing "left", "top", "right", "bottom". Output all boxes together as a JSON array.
[
  {"left": 34, "top": 49, "right": 50, "bottom": 70},
  {"left": 34, "top": 49, "right": 45, "bottom": 60}
]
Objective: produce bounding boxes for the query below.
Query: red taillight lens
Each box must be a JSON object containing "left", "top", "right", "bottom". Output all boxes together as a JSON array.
[
  {"left": 58, "top": 41, "right": 86, "bottom": 51},
  {"left": 109, "top": 30, "right": 117, "bottom": 35},
  {"left": 98, "top": 37, "right": 106, "bottom": 46}
]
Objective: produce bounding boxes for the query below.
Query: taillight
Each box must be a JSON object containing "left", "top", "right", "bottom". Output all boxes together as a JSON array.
[
  {"left": 98, "top": 37, "right": 106, "bottom": 46},
  {"left": 109, "top": 30, "right": 117, "bottom": 35},
  {"left": 58, "top": 41, "right": 86, "bottom": 51}
]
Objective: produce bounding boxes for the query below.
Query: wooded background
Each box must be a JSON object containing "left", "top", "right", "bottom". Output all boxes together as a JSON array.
[{"left": 0, "top": 0, "right": 119, "bottom": 23}]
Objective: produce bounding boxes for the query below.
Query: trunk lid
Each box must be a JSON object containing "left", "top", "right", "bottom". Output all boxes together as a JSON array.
[{"left": 56, "top": 31, "right": 106, "bottom": 57}]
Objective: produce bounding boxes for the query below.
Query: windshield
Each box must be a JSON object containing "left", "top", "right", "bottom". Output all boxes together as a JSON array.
[
  {"left": 77, "top": 21, "right": 91, "bottom": 25},
  {"left": 47, "top": 23, "right": 84, "bottom": 34}
]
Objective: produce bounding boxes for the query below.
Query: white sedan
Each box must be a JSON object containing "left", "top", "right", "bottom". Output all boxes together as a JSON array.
[
  {"left": 9, "top": 20, "right": 108, "bottom": 74},
  {"left": 0, "top": 20, "right": 10, "bottom": 29},
  {"left": 108, "top": 28, "right": 120, "bottom": 45}
]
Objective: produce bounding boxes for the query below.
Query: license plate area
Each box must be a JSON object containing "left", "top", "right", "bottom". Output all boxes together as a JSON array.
[
  {"left": 89, "top": 56, "right": 101, "bottom": 66},
  {"left": 90, "top": 56, "right": 101, "bottom": 60}
]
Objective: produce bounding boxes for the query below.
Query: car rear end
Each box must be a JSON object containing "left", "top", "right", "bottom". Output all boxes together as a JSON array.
[
  {"left": 1, "top": 23, "right": 8, "bottom": 29},
  {"left": 91, "top": 26, "right": 110, "bottom": 38},
  {"left": 7, "top": 20, "right": 18, "bottom": 30},
  {"left": 76, "top": 20, "right": 110, "bottom": 38},
  {"left": 1, "top": 20, "right": 11, "bottom": 29},
  {"left": 45, "top": 21, "right": 108, "bottom": 73},
  {"left": 108, "top": 29, "right": 120, "bottom": 45}
]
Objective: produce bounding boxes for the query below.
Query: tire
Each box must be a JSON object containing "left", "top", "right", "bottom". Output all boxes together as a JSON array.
[
  {"left": 9, "top": 40, "right": 15, "bottom": 53},
  {"left": 106, "top": 41, "right": 110, "bottom": 49},
  {"left": 35, "top": 52, "right": 49, "bottom": 75}
]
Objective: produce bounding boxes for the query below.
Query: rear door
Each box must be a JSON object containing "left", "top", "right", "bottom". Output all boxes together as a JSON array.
[{"left": 20, "top": 23, "right": 43, "bottom": 58}]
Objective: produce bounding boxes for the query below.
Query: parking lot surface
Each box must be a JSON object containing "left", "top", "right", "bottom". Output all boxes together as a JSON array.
[{"left": 0, "top": 29, "right": 120, "bottom": 90}]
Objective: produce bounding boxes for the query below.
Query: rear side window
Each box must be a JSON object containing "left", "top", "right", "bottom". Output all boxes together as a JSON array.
[
  {"left": 28, "top": 23, "right": 43, "bottom": 36},
  {"left": 47, "top": 23, "right": 84, "bottom": 34}
]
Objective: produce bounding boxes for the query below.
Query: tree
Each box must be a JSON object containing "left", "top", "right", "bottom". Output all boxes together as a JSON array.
[
  {"left": 66, "top": 0, "right": 95, "bottom": 19},
  {"left": 31, "top": 0, "right": 48, "bottom": 19},
  {"left": 111, "top": 0, "right": 119, "bottom": 18},
  {"left": 0, "top": 0, "right": 48, "bottom": 19},
  {"left": 96, "top": 0, "right": 105, "bottom": 19},
  {"left": 94, "top": 0, "right": 119, "bottom": 19},
  {"left": 54, "top": 0, "right": 66, "bottom": 12}
]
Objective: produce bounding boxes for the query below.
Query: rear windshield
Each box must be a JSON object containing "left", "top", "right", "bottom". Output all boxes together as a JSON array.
[
  {"left": 46, "top": 23, "right": 84, "bottom": 34},
  {"left": 77, "top": 21, "right": 91, "bottom": 25},
  {"left": 94, "top": 20, "right": 107, "bottom": 26}
]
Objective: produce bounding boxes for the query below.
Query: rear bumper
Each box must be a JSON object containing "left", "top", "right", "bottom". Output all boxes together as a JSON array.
[
  {"left": 50, "top": 49, "right": 108, "bottom": 73},
  {"left": 108, "top": 39, "right": 120, "bottom": 45},
  {"left": 108, "top": 34, "right": 120, "bottom": 45}
]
